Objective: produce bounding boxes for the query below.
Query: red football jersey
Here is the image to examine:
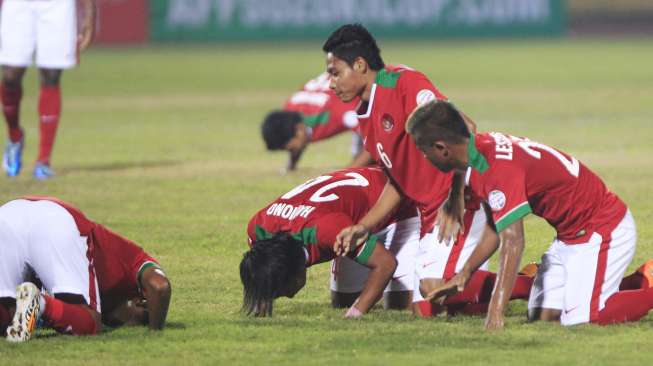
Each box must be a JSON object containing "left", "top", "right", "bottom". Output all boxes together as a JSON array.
[
  {"left": 465, "top": 133, "right": 627, "bottom": 243},
  {"left": 23, "top": 196, "right": 159, "bottom": 313},
  {"left": 284, "top": 72, "right": 359, "bottom": 142},
  {"left": 247, "top": 167, "right": 416, "bottom": 266},
  {"left": 356, "top": 65, "right": 451, "bottom": 235}
]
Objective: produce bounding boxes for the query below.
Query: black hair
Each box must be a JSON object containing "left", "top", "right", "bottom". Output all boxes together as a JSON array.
[
  {"left": 239, "top": 233, "right": 306, "bottom": 317},
  {"left": 322, "top": 23, "right": 384, "bottom": 71},
  {"left": 261, "top": 111, "right": 303, "bottom": 150},
  {"left": 406, "top": 100, "right": 470, "bottom": 145}
]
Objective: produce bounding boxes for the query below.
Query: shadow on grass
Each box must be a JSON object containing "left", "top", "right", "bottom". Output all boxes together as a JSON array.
[{"left": 59, "top": 160, "right": 181, "bottom": 174}]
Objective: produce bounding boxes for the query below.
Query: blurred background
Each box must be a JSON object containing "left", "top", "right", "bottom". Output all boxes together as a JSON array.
[{"left": 89, "top": 0, "right": 652, "bottom": 45}]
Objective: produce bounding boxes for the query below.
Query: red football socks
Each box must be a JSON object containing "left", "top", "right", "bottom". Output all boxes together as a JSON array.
[
  {"left": 0, "top": 304, "right": 11, "bottom": 331},
  {"left": 444, "top": 270, "right": 534, "bottom": 305},
  {"left": 42, "top": 295, "right": 98, "bottom": 335},
  {"left": 1, "top": 83, "right": 23, "bottom": 142},
  {"left": 37, "top": 85, "right": 61, "bottom": 165},
  {"left": 594, "top": 287, "right": 653, "bottom": 325},
  {"left": 619, "top": 271, "right": 646, "bottom": 291},
  {"left": 413, "top": 300, "right": 444, "bottom": 317}
]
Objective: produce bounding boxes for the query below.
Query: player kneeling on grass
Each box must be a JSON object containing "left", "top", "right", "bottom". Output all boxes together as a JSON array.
[
  {"left": 406, "top": 100, "right": 653, "bottom": 330},
  {"left": 0, "top": 197, "right": 171, "bottom": 342},
  {"left": 240, "top": 167, "right": 420, "bottom": 317},
  {"left": 261, "top": 72, "right": 371, "bottom": 173}
]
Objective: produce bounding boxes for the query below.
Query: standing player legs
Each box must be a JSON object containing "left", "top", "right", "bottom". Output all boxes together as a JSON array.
[
  {"left": 1, "top": 67, "right": 26, "bottom": 142},
  {"left": 35, "top": 69, "right": 62, "bottom": 173},
  {"left": 32, "top": 0, "right": 77, "bottom": 178}
]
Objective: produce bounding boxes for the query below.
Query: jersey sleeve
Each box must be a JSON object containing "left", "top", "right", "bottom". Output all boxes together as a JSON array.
[
  {"left": 93, "top": 224, "right": 161, "bottom": 291},
  {"left": 399, "top": 71, "right": 448, "bottom": 119},
  {"left": 482, "top": 163, "right": 533, "bottom": 232},
  {"left": 310, "top": 213, "right": 378, "bottom": 266}
]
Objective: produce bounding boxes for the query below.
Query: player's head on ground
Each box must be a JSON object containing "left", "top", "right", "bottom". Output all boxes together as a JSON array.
[
  {"left": 261, "top": 110, "right": 308, "bottom": 152},
  {"left": 406, "top": 100, "right": 470, "bottom": 172},
  {"left": 323, "top": 23, "right": 384, "bottom": 102},
  {"left": 240, "top": 233, "right": 307, "bottom": 317}
]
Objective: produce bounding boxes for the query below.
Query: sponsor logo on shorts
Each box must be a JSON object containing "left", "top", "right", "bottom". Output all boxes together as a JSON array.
[
  {"left": 416, "top": 89, "right": 436, "bottom": 106},
  {"left": 488, "top": 190, "right": 506, "bottom": 211}
]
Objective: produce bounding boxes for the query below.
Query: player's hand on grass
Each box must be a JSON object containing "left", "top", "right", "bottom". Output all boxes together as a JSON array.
[
  {"left": 334, "top": 224, "right": 369, "bottom": 256},
  {"left": 484, "top": 313, "right": 505, "bottom": 331}
]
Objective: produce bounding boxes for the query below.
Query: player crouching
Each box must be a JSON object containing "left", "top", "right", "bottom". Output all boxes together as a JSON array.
[
  {"left": 240, "top": 167, "right": 420, "bottom": 317},
  {"left": 0, "top": 197, "right": 171, "bottom": 342}
]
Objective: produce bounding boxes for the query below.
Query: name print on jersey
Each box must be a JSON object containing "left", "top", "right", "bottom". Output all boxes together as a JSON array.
[{"left": 266, "top": 203, "right": 316, "bottom": 220}]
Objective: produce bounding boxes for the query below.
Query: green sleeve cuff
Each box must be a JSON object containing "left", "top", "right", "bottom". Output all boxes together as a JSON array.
[
  {"left": 354, "top": 235, "right": 379, "bottom": 265},
  {"left": 137, "top": 261, "right": 161, "bottom": 289},
  {"left": 495, "top": 202, "right": 532, "bottom": 232}
]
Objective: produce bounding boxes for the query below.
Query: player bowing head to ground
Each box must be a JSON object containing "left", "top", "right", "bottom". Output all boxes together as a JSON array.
[
  {"left": 240, "top": 167, "right": 421, "bottom": 317},
  {"left": 322, "top": 24, "right": 489, "bottom": 317},
  {"left": 407, "top": 100, "right": 653, "bottom": 330},
  {"left": 261, "top": 72, "right": 371, "bottom": 173},
  {"left": 0, "top": 197, "right": 171, "bottom": 342}
]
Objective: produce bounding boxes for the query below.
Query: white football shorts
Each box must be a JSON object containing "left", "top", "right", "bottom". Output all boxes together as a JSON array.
[
  {"left": 528, "top": 210, "right": 636, "bottom": 326},
  {"left": 330, "top": 216, "right": 420, "bottom": 293},
  {"left": 0, "top": 0, "right": 78, "bottom": 69},
  {"left": 0, "top": 199, "right": 100, "bottom": 312},
  {"left": 413, "top": 206, "right": 488, "bottom": 302}
]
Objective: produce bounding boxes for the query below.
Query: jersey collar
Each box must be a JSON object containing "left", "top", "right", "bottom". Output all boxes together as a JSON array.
[
  {"left": 467, "top": 134, "right": 489, "bottom": 173},
  {"left": 357, "top": 84, "right": 377, "bottom": 119}
]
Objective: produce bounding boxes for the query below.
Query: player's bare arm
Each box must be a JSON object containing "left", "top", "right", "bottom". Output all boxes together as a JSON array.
[
  {"left": 78, "top": 0, "right": 97, "bottom": 50},
  {"left": 335, "top": 181, "right": 401, "bottom": 255},
  {"left": 435, "top": 171, "right": 466, "bottom": 243},
  {"left": 485, "top": 219, "right": 525, "bottom": 331},
  {"left": 346, "top": 244, "right": 397, "bottom": 317},
  {"left": 140, "top": 266, "right": 172, "bottom": 330}
]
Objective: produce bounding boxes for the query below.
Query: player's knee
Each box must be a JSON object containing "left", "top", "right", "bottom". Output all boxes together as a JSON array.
[
  {"left": 39, "top": 69, "right": 62, "bottom": 86},
  {"left": 1, "top": 67, "right": 26, "bottom": 88},
  {"left": 527, "top": 307, "right": 561, "bottom": 322}
]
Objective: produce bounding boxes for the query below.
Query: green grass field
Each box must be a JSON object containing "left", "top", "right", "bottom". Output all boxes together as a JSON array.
[{"left": 0, "top": 39, "right": 652, "bottom": 365}]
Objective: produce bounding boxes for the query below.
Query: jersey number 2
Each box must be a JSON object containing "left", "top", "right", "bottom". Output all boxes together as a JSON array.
[
  {"left": 281, "top": 173, "right": 370, "bottom": 202},
  {"left": 517, "top": 140, "right": 580, "bottom": 177}
]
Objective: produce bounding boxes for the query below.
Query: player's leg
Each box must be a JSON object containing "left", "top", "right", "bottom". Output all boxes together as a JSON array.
[
  {"left": 413, "top": 206, "right": 489, "bottom": 316},
  {"left": 329, "top": 257, "right": 365, "bottom": 308},
  {"left": 33, "top": 0, "right": 77, "bottom": 179},
  {"left": 382, "top": 217, "right": 420, "bottom": 310},
  {"left": 589, "top": 212, "right": 653, "bottom": 325},
  {"left": 0, "top": 298, "right": 15, "bottom": 335},
  {"left": 0, "top": 0, "right": 36, "bottom": 176},
  {"left": 527, "top": 242, "right": 565, "bottom": 322},
  {"left": 23, "top": 200, "right": 101, "bottom": 337},
  {"left": 619, "top": 259, "right": 653, "bottom": 290}
]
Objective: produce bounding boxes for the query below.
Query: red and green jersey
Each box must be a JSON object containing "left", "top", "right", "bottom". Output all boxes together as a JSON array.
[
  {"left": 356, "top": 65, "right": 451, "bottom": 236},
  {"left": 284, "top": 72, "right": 359, "bottom": 142},
  {"left": 465, "top": 133, "right": 627, "bottom": 243},
  {"left": 23, "top": 196, "right": 161, "bottom": 314},
  {"left": 247, "top": 167, "right": 416, "bottom": 266}
]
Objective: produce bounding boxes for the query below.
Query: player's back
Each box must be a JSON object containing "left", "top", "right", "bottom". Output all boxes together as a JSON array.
[
  {"left": 472, "top": 133, "right": 626, "bottom": 242},
  {"left": 249, "top": 167, "right": 388, "bottom": 239},
  {"left": 22, "top": 196, "right": 156, "bottom": 312}
]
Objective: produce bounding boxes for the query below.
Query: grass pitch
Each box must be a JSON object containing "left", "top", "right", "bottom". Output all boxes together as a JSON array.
[{"left": 0, "top": 39, "right": 652, "bottom": 365}]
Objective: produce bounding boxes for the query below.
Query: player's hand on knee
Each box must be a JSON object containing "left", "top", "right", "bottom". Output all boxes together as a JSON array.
[{"left": 335, "top": 224, "right": 369, "bottom": 256}]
